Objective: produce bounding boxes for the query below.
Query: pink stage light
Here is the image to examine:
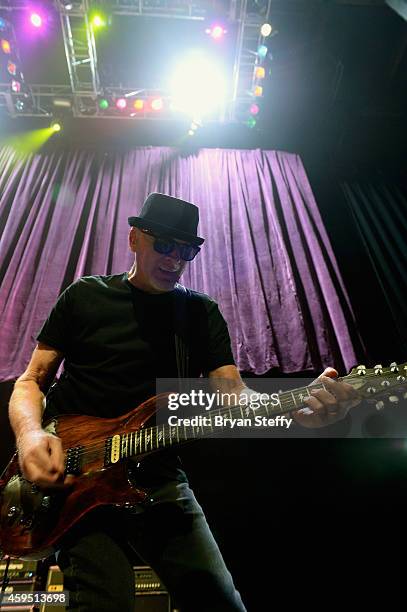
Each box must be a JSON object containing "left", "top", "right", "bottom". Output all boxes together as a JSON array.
[
  {"left": 116, "top": 98, "right": 127, "bottom": 110},
  {"left": 206, "top": 24, "right": 227, "bottom": 41},
  {"left": 30, "top": 13, "right": 43, "bottom": 28}
]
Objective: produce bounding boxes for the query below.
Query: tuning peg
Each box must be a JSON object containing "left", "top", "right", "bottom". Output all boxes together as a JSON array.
[
  {"left": 374, "top": 364, "right": 383, "bottom": 375},
  {"left": 375, "top": 401, "right": 385, "bottom": 411},
  {"left": 390, "top": 362, "right": 399, "bottom": 372},
  {"left": 389, "top": 395, "right": 399, "bottom": 403},
  {"left": 356, "top": 365, "right": 366, "bottom": 376}
]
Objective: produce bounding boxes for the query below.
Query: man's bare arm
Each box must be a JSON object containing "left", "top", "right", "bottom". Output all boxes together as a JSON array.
[
  {"left": 9, "top": 342, "right": 64, "bottom": 441},
  {"left": 8, "top": 343, "right": 71, "bottom": 488}
]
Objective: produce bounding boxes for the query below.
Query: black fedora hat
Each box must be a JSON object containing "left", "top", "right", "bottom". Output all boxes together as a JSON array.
[{"left": 128, "top": 193, "right": 204, "bottom": 246}]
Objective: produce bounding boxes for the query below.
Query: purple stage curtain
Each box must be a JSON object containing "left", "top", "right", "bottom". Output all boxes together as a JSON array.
[{"left": 0, "top": 146, "right": 359, "bottom": 381}]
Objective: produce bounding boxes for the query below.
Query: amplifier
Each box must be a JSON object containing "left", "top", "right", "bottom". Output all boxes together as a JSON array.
[
  {"left": 0, "top": 561, "right": 37, "bottom": 581},
  {"left": 134, "top": 566, "right": 171, "bottom": 612},
  {"left": 39, "top": 565, "right": 65, "bottom": 612}
]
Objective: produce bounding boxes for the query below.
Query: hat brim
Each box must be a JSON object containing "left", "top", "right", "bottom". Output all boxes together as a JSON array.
[{"left": 128, "top": 217, "right": 204, "bottom": 246}]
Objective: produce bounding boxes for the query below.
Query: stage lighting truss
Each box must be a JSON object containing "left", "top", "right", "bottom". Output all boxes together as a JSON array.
[{"left": 0, "top": 0, "right": 274, "bottom": 123}]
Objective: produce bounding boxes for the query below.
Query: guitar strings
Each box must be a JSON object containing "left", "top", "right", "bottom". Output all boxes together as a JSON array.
[{"left": 65, "top": 370, "right": 405, "bottom": 462}]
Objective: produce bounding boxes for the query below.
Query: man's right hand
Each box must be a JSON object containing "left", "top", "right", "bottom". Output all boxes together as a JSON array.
[{"left": 17, "top": 431, "right": 73, "bottom": 489}]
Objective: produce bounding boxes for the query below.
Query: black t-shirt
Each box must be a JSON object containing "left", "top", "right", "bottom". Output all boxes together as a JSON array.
[{"left": 37, "top": 273, "right": 235, "bottom": 419}]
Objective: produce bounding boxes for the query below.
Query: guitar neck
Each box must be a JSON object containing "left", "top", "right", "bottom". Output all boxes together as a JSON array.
[
  {"left": 100, "top": 361, "right": 405, "bottom": 465},
  {"left": 105, "top": 378, "right": 344, "bottom": 461}
]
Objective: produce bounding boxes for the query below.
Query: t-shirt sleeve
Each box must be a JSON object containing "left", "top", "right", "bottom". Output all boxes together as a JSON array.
[
  {"left": 36, "top": 283, "right": 75, "bottom": 353},
  {"left": 202, "top": 300, "right": 236, "bottom": 374}
]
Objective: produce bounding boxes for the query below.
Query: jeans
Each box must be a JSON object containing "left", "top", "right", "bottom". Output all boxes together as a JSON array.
[{"left": 56, "top": 480, "right": 246, "bottom": 612}]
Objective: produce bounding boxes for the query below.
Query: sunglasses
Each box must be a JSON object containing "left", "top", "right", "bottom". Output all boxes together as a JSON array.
[{"left": 141, "top": 229, "right": 201, "bottom": 261}]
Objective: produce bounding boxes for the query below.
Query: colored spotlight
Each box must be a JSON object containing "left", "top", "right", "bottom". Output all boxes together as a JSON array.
[
  {"left": 116, "top": 98, "right": 127, "bottom": 110},
  {"left": 255, "top": 66, "right": 265, "bottom": 79},
  {"left": 7, "top": 61, "right": 17, "bottom": 76},
  {"left": 0, "top": 17, "right": 6, "bottom": 31},
  {"left": 206, "top": 25, "right": 227, "bottom": 40},
  {"left": 99, "top": 98, "right": 109, "bottom": 109},
  {"left": 151, "top": 97, "right": 163, "bottom": 111},
  {"left": 261, "top": 23, "right": 272, "bottom": 37},
  {"left": 11, "top": 80, "right": 21, "bottom": 93},
  {"left": 51, "top": 122, "right": 62, "bottom": 132},
  {"left": 258, "top": 45, "right": 268, "bottom": 59},
  {"left": 250, "top": 104, "right": 259, "bottom": 115},
  {"left": 30, "top": 13, "right": 43, "bottom": 28},
  {"left": 92, "top": 14, "right": 106, "bottom": 28},
  {"left": 134, "top": 99, "right": 144, "bottom": 111},
  {"left": 1, "top": 39, "right": 11, "bottom": 54},
  {"left": 247, "top": 117, "right": 257, "bottom": 129},
  {"left": 254, "top": 86, "right": 263, "bottom": 97}
]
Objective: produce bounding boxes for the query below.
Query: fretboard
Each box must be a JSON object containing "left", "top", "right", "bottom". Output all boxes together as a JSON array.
[{"left": 103, "top": 381, "right": 327, "bottom": 465}]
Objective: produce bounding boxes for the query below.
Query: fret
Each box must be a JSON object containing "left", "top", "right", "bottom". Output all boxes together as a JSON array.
[
  {"left": 290, "top": 392, "right": 297, "bottom": 409},
  {"left": 183, "top": 422, "right": 188, "bottom": 441},
  {"left": 139, "top": 430, "right": 143, "bottom": 453},
  {"left": 264, "top": 401, "right": 269, "bottom": 416},
  {"left": 145, "top": 428, "right": 151, "bottom": 452},
  {"left": 129, "top": 432, "right": 133, "bottom": 457}
]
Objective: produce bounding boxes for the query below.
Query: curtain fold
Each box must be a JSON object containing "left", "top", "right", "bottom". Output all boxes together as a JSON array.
[
  {"left": 0, "top": 146, "right": 360, "bottom": 381},
  {"left": 341, "top": 174, "right": 407, "bottom": 349}
]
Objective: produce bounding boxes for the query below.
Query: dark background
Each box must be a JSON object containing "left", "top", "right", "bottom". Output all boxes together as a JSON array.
[{"left": 1, "top": 1, "right": 407, "bottom": 608}]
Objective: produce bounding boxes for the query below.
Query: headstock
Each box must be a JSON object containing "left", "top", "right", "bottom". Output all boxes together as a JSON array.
[{"left": 346, "top": 362, "right": 407, "bottom": 408}]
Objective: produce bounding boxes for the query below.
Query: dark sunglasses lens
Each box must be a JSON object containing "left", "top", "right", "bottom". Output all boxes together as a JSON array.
[
  {"left": 153, "top": 236, "right": 200, "bottom": 261},
  {"left": 154, "top": 238, "right": 174, "bottom": 254},
  {"left": 179, "top": 245, "right": 200, "bottom": 261}
]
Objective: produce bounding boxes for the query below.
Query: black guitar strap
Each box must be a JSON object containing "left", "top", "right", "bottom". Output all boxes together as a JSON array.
[{"left": 173, "top": 283, "right": 191, "bottom": 388}]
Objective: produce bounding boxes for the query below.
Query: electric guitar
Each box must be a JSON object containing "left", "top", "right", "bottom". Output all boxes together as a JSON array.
[{"left": 0, "top": 361, "right": 406, "bottom": 560}]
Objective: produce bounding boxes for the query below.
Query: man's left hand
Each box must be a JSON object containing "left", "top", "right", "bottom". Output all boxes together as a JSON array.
[{"left": 293, "top": 367, "right": 360, "bottom": 428}]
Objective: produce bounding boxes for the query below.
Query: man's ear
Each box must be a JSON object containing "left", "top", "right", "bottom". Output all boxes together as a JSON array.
[{"left": 129, "top": 227, "right": 137, "bottom": 252}]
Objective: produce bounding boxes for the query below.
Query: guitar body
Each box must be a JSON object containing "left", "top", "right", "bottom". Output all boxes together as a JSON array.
[{"left": 0, "top": 394, "right": 165, "bottom": 560}]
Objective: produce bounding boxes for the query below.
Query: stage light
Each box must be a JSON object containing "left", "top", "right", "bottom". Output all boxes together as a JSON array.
[
  {"left": 7, "top": 61, "right": 17, "bottom": 76},
  {"left": 51, "top": 122, "right": 62, "bottom": 132},
  {"left": 1, "top": 39, "right": 11, "bottom": 54},
  {"left": 170, "top": 51, "right": 227, "bottom": 118},
  {"left": 15, "top": 99, "right": 24, "bottom": 112},
  {"left": 116, "top": 98, "right": 127, "bottom": 110},
  {"left": 99, "top": 98, "right": 109, "bottom": 109},
  {"left": 0, "top": 18, "right": 6, "bottom": 31},
  {"left": 205, "top": 24, "right": 227, "bottom": 41},
  {"left": 30, "top": 13, "right": 43, "bottom": 28},
  {"left": 254, "top": 86, "right": 263, "bottom": 97},
  {"left": 261, "top": 23, "right": 272, "bottom": 37},
  {"left": 91, "top": 14, "right": 106, "bottom": 28},
  {"left": 11, "top": 80, "right": 21, "bottom": 93},
  {"left": 151, "top": 97, "right": 163, "bottom": 111},
  {"left": 250, "top": 103, "right": 259, "bottom": 115},
  {"left": 247, "top": 116, "right": 256, "bottom": 128},
  {"left": 255, "top": 66, "right": 265, "bottom": 79},
  {"left": 134, "top": 99, "right": 144, "bottom": 111},
  {"left": 188, "top": 129, "right": 195, "bottom": 136},
  {"left": 257, "top": 45, "right": 268, "bottom": 59}
]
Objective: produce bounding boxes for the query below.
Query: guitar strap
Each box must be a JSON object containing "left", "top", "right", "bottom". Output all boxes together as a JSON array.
[{"left": 173, "top": 283, "right": 191, "bottom": 389}]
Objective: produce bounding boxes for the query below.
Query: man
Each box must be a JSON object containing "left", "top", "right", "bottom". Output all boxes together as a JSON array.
[{"left": 9, "top": 193, "right": 358, "bottom": 611}]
